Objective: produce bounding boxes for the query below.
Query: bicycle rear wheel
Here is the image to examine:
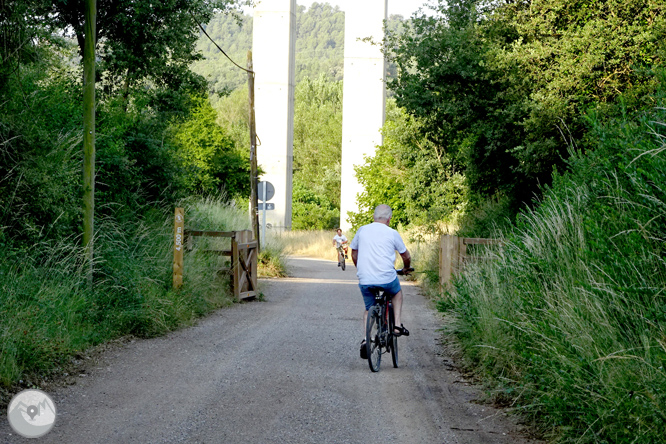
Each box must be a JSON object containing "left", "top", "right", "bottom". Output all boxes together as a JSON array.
[
  {"left": 366, "top": 305, "right": 381, "bottom": 372},
  {"left": 388, "top": 303, "right": 398, "bottom": 368}
]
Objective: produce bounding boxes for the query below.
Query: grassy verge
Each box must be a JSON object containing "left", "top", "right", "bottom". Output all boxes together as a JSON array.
[
  {"left": 0, "top": 197, "right": 281, "bottom": 404},
  {"left": 441, "top": 105, "right": 666, "bottom": 442},
  {"left": 274, "top": 229, "right": 339, "bottom": 261}
]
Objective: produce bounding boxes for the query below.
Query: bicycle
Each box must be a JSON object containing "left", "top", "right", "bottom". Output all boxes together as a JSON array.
[
  {"left": 336, "top": 244, "right": 347, "bottom": 271},
  {"left": 364, "top": 268, "right": 414, "bottom": 372}
]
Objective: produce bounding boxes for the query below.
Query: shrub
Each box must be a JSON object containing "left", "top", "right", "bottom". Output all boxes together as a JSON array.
[{"left": 446, "top": 98, "right": 666, "bottom": 442}]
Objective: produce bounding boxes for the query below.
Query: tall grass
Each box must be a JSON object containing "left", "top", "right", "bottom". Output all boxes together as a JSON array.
[
  {"left": 275, "top": 229, "right": 339, "bottom": 260},
  {"left": 444, "top": 110, "right": 666, "bottom": 442},
  {"left": 0, "top": 198, "right": 256, "bottom": 396}
]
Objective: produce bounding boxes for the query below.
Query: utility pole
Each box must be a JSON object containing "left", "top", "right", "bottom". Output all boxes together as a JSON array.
[
  {"left": 247, "top": 51, "right": 260, "bottom": 248},
  {"left": 83, "top": 0, "right": 96, "bottom": 285}
]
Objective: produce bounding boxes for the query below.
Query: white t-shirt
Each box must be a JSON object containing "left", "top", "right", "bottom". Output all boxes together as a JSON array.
[
  {"left": 333, "top": 234, "right": 347, "bottom": 247},
  {"left": 350, "top": 222, "right": 407, "bottom": 285}
]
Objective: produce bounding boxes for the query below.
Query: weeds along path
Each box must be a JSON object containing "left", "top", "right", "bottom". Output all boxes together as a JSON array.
[{"left": 1, "top": 257, "right": 537, "bottom": 444}]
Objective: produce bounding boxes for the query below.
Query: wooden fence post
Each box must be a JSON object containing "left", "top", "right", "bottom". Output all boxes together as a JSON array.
[
  {"left": 173, "top": 208, "right": 184, "bottom": 289},
  {"left": 440, "top": 235, "right": 453, "bottom": 289},
  {"left": 459, "top": 236, "right": 467, "bottom": 268},
  {"left": 450, "top": 235, "right": 460, "bottom": 279},
  {"left": 439, "top": 236, "right": 504, "bottom": 291},
  {"left": 231, "top": 232, "right": 240, "bottom": 300}
]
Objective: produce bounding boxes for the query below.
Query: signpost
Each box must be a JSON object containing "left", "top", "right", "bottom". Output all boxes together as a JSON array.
[
  {"left": 258, "top": 181, "right": 275, "bottom": 243},
  {"left": 173, "top": 207, "right": 184, "bottom": 289}
]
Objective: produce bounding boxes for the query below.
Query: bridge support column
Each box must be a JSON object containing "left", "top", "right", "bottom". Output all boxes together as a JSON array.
[
  {"left": 252, "top": 0, "right": 297, "bottom": 231},
  {"left": 339, "top": 0, "right": 388, "bottom": 230}
]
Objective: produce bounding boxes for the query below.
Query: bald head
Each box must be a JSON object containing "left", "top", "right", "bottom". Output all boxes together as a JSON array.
[{"left": 373, "top": 204, "right": 392, "bottom": 223}]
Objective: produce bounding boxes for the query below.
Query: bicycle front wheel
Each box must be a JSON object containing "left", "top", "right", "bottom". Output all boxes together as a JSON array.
[
  {"left": 389, "top": 303, "right": 398, "bottom": 368},
  {"left": 341, "top": 254, "right": 346, "bottom": 271},
  {"left": 366, "top": 305, "right": 381, "bottom": 372}
]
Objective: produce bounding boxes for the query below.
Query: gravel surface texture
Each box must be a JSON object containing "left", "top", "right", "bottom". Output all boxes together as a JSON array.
[{"left": 1, "top": 256, "right": 538, "bottom": 444}]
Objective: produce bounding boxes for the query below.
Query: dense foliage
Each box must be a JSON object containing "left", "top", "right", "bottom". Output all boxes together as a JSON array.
[
  {"left": 0, "top": 0, "right": 253, "bottom": 389},
  {"left": 352, "top": 101, "right": 466, "bottom": 230},
  {"left": 0, "top": 2, "right": 252, "bottom": 245},
  {"left": 375, "top": 0, "right": 665, "bottom": 234},
  {"left": 291, "top": 74, "right": 343, "bottom": 230},
  {"left": 173, "top": 96, "right": 251, "bottom": 196},
  {"left": 447, "top": 83, "right": 666, "bottom": 443}
]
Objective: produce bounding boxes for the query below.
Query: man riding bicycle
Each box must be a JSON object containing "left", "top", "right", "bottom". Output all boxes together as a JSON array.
[
  {"left": 332, "top": 228, "right": 348, "bottom": 267},
  {"left": 350, "top": 204, "right": 411, "bottom": 358}
]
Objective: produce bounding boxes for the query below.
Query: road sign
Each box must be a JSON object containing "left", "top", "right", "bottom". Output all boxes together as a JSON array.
[
  {"left": 258, "top": 181, "right": 275, "bottom": 201},
  {"left": 258, "top": 203, "right": 275, "bottom": 210}
]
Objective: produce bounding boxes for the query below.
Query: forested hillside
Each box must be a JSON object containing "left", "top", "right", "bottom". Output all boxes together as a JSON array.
[
  {"left": 193, "top": 3, "right": 405, "bottom": 93},
  {"left": 193, "top": 2, "right": 345, "bottom": 93}
]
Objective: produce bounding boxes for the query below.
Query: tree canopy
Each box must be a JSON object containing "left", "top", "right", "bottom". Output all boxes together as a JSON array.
[{"left": 379, "top": 0, "right": 665, "bottom": 232}]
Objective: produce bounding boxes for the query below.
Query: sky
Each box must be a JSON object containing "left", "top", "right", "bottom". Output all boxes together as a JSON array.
[{"left": 298, "top": 0, "right": 433, "bottom": 18}]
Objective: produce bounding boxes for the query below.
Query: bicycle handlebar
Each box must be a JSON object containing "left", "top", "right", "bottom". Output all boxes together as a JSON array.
[{"left": 396, "top": 268, "right": 415, "bottom": 276}]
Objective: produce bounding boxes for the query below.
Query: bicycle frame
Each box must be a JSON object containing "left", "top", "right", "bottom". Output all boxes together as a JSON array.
[{"left": 365, "top": 288, "right": 397, "bottom": 372}]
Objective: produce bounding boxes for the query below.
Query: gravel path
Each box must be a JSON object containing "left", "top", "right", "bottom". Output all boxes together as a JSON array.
[{"left": 1, "top": 256, "right": 536, "bottom": 443}]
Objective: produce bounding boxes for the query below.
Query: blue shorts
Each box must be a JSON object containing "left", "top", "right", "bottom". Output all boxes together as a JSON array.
[{"left": 359, "top": 277, "right": 402, "bottom": 311}]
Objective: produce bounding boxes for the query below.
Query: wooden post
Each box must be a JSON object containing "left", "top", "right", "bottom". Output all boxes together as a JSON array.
[
  {"left": 439, "top": 235, "right": 446, "bottom": 290},
  {"left": 249, "top": 230, "right": 257, "bottom": 294},
  {"left": 440, "top": 234, "right": 461, "bottom": 289},
  {"left": 247, "top": 51, "right": 260, "bottom": 250},
  {"left": 451, "top": 235, "right": 460, "bottom": 277},
  {"left": 231, "top": 232, "right": 240, "bottom": 300},
  {"left": 440, "top": 235, "right": 453, "bottom": 289},
  {"left": 173, "top": 208, "right": 184, "bottom": 289},
  {"left": 82, "top": 0, "right": 96, "bottom": 285},
  {"left": 459, "top": 237, "right": 467, "bottom": 268}
]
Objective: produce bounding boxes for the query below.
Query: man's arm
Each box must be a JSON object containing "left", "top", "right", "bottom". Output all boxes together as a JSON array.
[
  {"left": 352, "top": 249, "right": 358, "bottom": 267},
  {"left": 400, "top": 249, "right": 411, "bottom": 272}
]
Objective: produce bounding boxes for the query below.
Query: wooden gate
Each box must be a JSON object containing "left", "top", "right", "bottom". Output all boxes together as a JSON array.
[
  {"left": 439, "top": 235, "right": 502, "bottom": 289},
  {"left": 176, "top": 227, "right": 258, "bottom": 301}
]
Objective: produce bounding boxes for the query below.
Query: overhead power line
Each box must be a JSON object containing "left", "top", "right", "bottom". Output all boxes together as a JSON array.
[{"left": 189, "top": 10, "right": 253, "bottom": 74}]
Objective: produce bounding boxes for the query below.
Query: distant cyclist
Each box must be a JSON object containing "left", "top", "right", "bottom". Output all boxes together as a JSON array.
[
  {"left": 350, "top": 204, "right": 411, "bottom": 357},
  {"left": 332, "top": 228, "right": 349, "bottom": 266}
]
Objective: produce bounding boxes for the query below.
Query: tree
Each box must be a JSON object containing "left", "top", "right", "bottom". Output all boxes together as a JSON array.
[
  {"left": 351, "top": 102, "right": 466, "bottom": 230},
  {"left": 173, "top": 96, "right": 250, "bottom": 197},
  {"left": 385, "top": 0, "right": 665, "bottom": 229},
  {"left": 291, "top": 179, "right": 339, "bottom": 230},
  {"left": 291, "top": 74, "right": 343, "bottom": 229},
  {"left": 0, "top": 0, "right": 54, "bottom": 92},
  {"left": 293, "top": 74, "right": 343, "bottom": 204},
  {"left": 49, "top": 0, "right": 247, "bottom": 103}
]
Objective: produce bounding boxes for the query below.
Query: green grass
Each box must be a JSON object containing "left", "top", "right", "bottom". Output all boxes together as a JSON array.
[
  {"left": 442, "top": 107, "right": 666, "bottom": 442},
  {"left": 0, "top": 197, "right": 268, "bottom": 400}
]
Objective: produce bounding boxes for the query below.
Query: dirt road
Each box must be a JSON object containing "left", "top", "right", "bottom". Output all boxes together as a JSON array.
[{"left": 2, "top": 257, "right": 535, "bottom": 443}]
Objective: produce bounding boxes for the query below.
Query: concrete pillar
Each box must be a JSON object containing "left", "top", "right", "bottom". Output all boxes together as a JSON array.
[
  {"left": 252, "top": 0, "right": 297, "bottom": 231},
  {"left": 339, "top": 0, "right": 388, "bottom": 230}
]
